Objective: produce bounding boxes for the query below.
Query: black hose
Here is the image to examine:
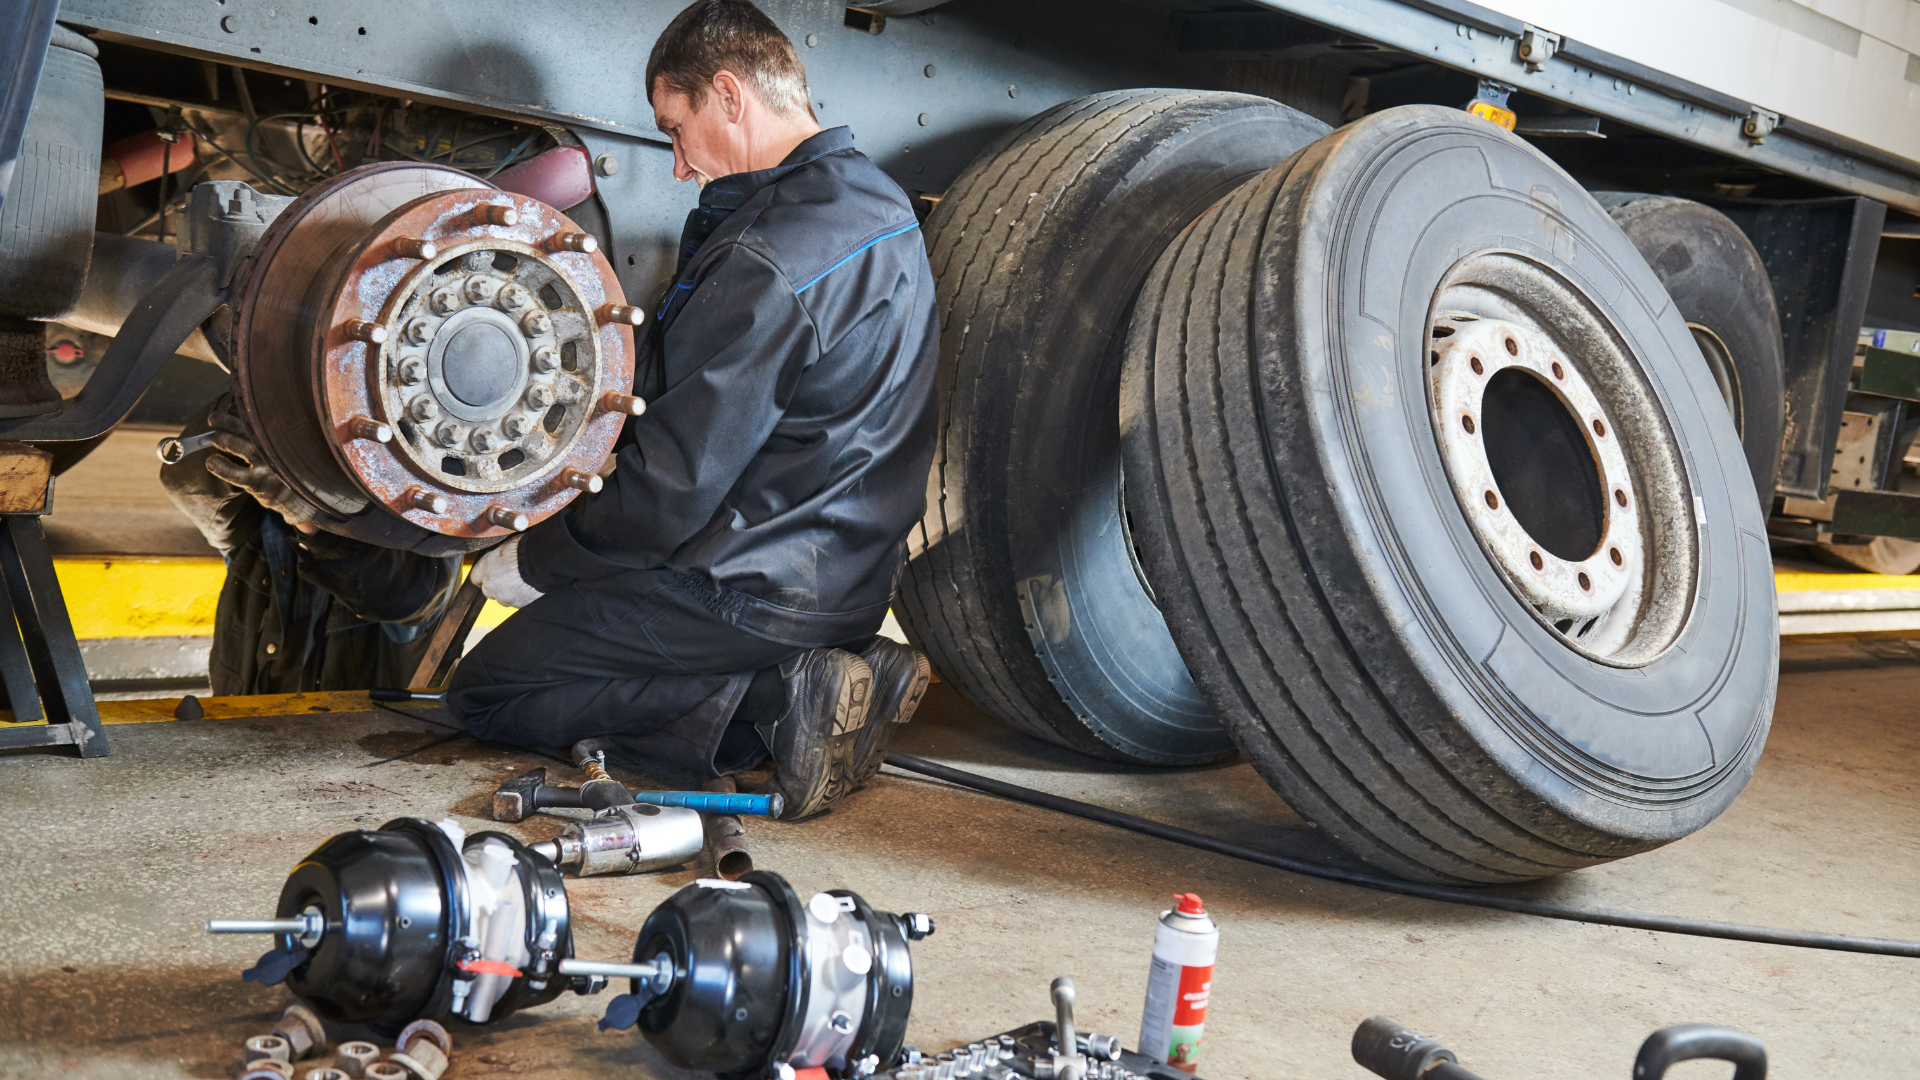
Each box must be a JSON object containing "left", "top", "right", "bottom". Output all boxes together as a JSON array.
[{"left": 883, "top": 753, "right": 1920, "bottom": 959}]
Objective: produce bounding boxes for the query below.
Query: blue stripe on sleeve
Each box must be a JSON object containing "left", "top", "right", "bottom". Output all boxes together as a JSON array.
[{"left": 792, "top": 222, "right": 921, "bottom": 294}]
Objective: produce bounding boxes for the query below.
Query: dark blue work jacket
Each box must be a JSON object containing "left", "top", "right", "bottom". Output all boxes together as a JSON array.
[{"left": 516, "top": 127, "right": 938, "bottom": 647}]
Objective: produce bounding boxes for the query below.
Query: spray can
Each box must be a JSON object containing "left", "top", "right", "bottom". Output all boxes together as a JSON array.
[{"left": 1137, "top": 893, "right": 1218, "bottom": 1073}]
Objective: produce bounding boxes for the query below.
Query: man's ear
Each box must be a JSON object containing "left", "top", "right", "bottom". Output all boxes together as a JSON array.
[{"left": 712, "top": 70, "right": 747, "bottom": 124}]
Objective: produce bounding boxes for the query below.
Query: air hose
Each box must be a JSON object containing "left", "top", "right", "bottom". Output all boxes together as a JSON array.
[{"left": 883, "top": 753, "right": 1920, "bottom": 959}]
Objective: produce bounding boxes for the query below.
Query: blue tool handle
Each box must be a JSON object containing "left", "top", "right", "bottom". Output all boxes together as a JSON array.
[{"left": 630, "top": 790, "right": 782, "bottom": 817}]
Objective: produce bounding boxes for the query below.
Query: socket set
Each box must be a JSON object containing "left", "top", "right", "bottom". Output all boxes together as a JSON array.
[{"left": 878, "top": 1023, "right": 1198, "bottom": 1080}]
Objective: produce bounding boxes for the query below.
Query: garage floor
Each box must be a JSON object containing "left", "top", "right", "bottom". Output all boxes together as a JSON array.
[{"left": 1, "top": 634, "right": 1915, "bottom": 1080}]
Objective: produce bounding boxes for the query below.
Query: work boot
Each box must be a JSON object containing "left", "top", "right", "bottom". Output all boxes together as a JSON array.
[
  {"left": 849, "top": 638, "right": 932, "bottom": 785},
  {"left": 764, "top": 648, "right": 874, "bottom": 819}
]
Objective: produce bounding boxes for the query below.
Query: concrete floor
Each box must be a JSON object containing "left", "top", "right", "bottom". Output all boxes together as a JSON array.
[{"left": 2, "top": 637, "right": 1916, "bottom": 1080}]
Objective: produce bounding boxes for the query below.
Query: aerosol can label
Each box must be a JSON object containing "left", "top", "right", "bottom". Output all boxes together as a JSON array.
[{"left": 1138, "top": 893, "right": 1217, "bottom": 1073}]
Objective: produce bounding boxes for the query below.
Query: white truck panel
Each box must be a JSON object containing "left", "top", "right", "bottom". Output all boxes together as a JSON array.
[{"left": 1487, "top": 0, "right": 1920, "bottom": 165}]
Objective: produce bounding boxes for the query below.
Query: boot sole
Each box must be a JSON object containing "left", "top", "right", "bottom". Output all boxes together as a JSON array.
[{"left": 779, "top": 654, "right": 873, "bottom": 819}]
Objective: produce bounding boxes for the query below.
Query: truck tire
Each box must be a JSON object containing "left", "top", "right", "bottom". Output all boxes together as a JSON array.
[
  {"left": 1594, "top": 193, "right": 1786, "bottom": 513},
  {"left": 1120, "top": 106, "right": 1778, "bottom": 883},
  {"left": 895, "top": 90, "right": 1329, "bottom": 763}
]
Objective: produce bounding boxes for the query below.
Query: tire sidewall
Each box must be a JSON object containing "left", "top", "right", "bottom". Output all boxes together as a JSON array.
[{"left": 1265, "top": 109, "right": 1777, "bottom": 844}]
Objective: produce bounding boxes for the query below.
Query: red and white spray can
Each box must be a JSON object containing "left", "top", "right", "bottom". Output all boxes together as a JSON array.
[{"left": 1137, "top": 893, "right": 1217, "bottom": 1073}]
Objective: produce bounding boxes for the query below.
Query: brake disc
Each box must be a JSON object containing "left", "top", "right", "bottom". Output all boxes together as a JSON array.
[{"left": 232, "top": 162, "right": 642, "bottom": 551}]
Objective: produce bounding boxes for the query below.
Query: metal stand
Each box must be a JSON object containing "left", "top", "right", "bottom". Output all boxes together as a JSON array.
[{"left": 0, "top": 515, "right": 107, "bottom": 756}]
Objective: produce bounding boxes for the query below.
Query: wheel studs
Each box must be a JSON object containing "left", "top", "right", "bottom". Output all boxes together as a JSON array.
[
  {"left": 347, "top": 416, "right": 391, "bottom": 443},
  {"left": 406, "top": 487, "right": 449, "bottom": 514},
  {"left": 562, "top": 468, "right": 603, "bottom": 493},
  {"left": 344, "top": 319, "right": 387, "bottom": 344},
  {"left": 474, "top": 204, "right": 518, "bottom": 226},
  {"left": 486, "top": 505, "right": 530, "bottom": 531},
  {"left": 393, "top": 237, "right": 438, "bottom": 260},
  {"left": 551, "top": 232, "right": 597, "bottom": 253},
  {"left": 600, "top": 391, "right": 646, "bottom": 416},
  {"left": 598, "top": 303, "right": 644, "bottom": 326}
]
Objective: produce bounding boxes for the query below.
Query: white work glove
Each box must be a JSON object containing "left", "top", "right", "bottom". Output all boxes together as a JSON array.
[{"left": 469, "top": 535, "right": 544, "bottom": 609}]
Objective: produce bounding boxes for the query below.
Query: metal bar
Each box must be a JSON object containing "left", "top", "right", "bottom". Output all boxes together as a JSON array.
[
  {"left": 0, "top": 578, "right": 45, "bottom": 726},
  {"left": 0, "top": 255, "right": 227, "bottom": 442},
  {"left": 408, "top": 579, "right": 486, "bottom": 691},
  {"left": 1248, "top": 0, "right": 1920, "bottom": 214},
  {"left": 0, "top": 517, "right": 107, "bottom": 756},
  {"left": 1857, "top": 347, "right": 1920, "bottom": 402},
  {"left": 1833, "top": 490, "right": 1920, "bottom": 539}
]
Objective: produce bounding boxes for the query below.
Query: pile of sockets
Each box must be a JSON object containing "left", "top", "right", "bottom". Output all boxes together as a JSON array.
[{"left": 238, "top": 1006, "right": 452, "bottom": 1080}]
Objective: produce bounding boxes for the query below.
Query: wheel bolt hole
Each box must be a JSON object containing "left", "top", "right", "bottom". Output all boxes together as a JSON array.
[
  {"left": 1484, "top": 489, "right": 1499, "bottom": 510},
  {"left": 1529, "top": 550, "right": 1544, "bottom": 570},
  {"left": 1551, "top": 361, "right": 1564, "bottom": 380},
  {"left": 1430, "top": 350, "right": 1440, "bottom": 366},
  {"left": 1610, "top": 547, "right": 1623, "bottom": 566},
  {"left": 1469, "top": 356, "right": 1484, "bottom": 375},
  {"left": 1461, "top": 415, "right": 1476, "bottom": 435},
  {"left": 1577, "top": 571, "right": 1591, "bottom": 590},
  {"left": 1503, "top": 336, "right": 1518, "bottom": 356},
  {"left": 1592, "top": 418, "right": 1607, "bottom": 438},
  {"left": 1614, "top": 488, "right": 1628, "bottom": 507},
  {"left": 1432, "top": 325, "right": 1455, "bottom": 339}
]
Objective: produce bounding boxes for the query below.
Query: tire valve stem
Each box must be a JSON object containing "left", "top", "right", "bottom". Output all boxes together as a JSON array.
[
  {"left": 486, "top": 505, "right": 530, "bottom": 532},
  {"left": 552, "top": 232, "right": 598, "bottom": 253},
  {"left": 562, "top": 468, "right": 604, "bottom": 493},
  {"left": 393, "top": 237, "right": 438, "bottom": 260},
  {"left": 475, "top": 204, "right": 518, "bottom": 226},
  {"left": 598, "top": 303, "right": 645, "bottom": 326},
  {"left": 599, "top": 392, "right": 646, "bottom": 417},
  {"left": 344, "top": 319, "right": 388, "bottom": 344},
  {"left": 347, "top": 416, "right": 392, "bottom": 443},
  {"left": 406, "top": 487, "right": 450, "bottom": 514}
]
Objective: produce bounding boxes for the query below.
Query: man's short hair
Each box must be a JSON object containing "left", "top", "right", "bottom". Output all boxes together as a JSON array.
[{"left": 646, "top": 0, "right": 814, "bottom": 120}]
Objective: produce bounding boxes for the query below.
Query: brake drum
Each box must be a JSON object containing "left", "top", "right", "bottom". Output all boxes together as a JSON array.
[{"left": 233, "top": 162, "right": 639, "bottom": 552}]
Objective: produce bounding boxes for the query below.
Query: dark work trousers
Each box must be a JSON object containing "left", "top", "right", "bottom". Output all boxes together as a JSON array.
[{"left": 446, "top": 568, "right": 822, "bottom": 776}]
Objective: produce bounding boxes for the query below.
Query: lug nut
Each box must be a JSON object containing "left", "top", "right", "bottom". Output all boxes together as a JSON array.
[
  {"left": 551, "top": 232, "right": 597, "bottom": 253},
  {"left": 463, "top": 275, "right": 500, "bottom": 304},
  {"left": 406, "top": 487, "right": 450, "bottom": 514},
  {"left": 599, "top": 391, "right": 646, "bottom": 416},
  {"left": 244, "top": 1035, "right": 290, "bottom": 1064},
  {"left": 363, "top": 1065, "right": 407, "bottom": 1080},
  {"left": 521, "top": 310, "right": 552, "bottom": 336},
  {"left": 333, "top": 1042, "right": 380, "bottom": 1079},
  {"left": 434, "top": 422, "right": 462, "bottom": 448},
  {"left": 430, "top": 288, "right": 462, "bottom": 315},
  {"left": 474, "top": 203, "right": 518, "bottom": 226},
  {"left": 598, "top": 303, "right": 644, "bottom": 326},
  {"left": 469, "top": 428, "right": 495, "bottom": 452},
  {"left": 401, "top": 318, "right": 433, "bottom": 345},
  {"left": 486, "top": 505, "right": 530, "bottom": 532},
  {"left": 562, "top": 468, "right": 603, "bottom": 493},
  {"left": 408, "top": 396, "right": 439, "bottom": 422},
  {"left": 530, "top": 345, "right": 558, "bottom": 372},
  {"left": 344, "top": 319, "right": 387, "bottom": 344},
  {"left": 502, "top": 413, "right": 532, "bottom": 439},
  {"left": 305, "top": 1070, "right": 348, "bottom": 1080},
  {"left": 347, "top": 416, "right": 391, "bottom": 443},
  {"left": 497, "top": 284, "right": 532, "bottom": 311},
  {"left": 241, "top": 1064, "right": 292, "bottom": 1080},
  {"left": 524, "top": 384, "right": 555, "bottom": 409},
  {"left": 395, "top": 357, "right": 426, "bottom": 385},
  {"left": 393, "top": 237, "right": 438, "bottom": 260}
]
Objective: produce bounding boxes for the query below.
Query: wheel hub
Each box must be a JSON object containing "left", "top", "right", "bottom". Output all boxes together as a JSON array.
[{"left": 233, "top": 163, "right": 639, "bottom": 544}]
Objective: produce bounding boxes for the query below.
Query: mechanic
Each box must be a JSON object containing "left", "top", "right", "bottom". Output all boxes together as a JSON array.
[
  {"left": 446, "top": 0, "right": 939, "bottom": 819},
  {"left": 160, "top": 393, "right": 461, "bottom": 694}
]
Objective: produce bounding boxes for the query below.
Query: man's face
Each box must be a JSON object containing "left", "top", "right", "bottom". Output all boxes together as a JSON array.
[{"left": 653, "top": 79, "right": 729, "bottom": 186}]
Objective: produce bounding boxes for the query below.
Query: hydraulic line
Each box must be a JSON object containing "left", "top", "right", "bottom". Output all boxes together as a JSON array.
[{"left": 883, "top": 753, "right": 1920, "bottom": 959}]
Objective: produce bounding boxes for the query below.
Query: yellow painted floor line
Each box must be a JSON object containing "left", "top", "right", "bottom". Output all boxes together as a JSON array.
[{"left": 0, "top": 690, "right": 402, "bottom": 726}]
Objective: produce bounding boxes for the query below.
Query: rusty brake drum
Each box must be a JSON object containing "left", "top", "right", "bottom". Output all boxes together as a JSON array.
[{"left": 233, "top": 162, "right": 641, "bottom": 555}]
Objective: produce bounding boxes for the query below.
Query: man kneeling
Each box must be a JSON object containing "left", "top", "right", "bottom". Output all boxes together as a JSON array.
[{"left": 449, "top": 0, "right": 938, "bottom": 818}]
